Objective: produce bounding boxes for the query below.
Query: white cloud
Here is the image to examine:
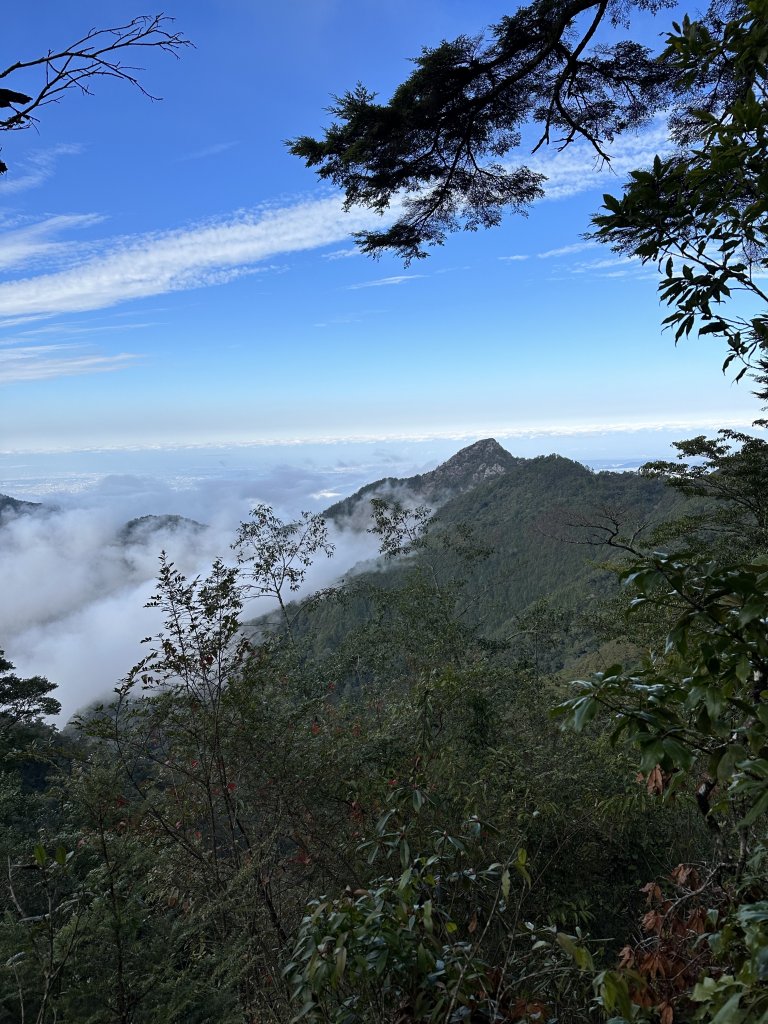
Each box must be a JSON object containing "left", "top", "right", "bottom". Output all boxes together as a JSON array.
[
  {"left": 181, "top": 141, "right": 239, "bottom": 161},
  {"left": 567, "top": 252, "right": 657, "bottom": 280},
  {"left": 0, "top": 214, "right": 105, "bottom": 273},
  {"left": 0, "top": 344, "right": 138, "bottom": 383},
  {"left": 501, "top": 238, "right": 650, "bottom": 277},
  {"left": 322, "top": 246, "right": 360, "bottom": 260},
  {"left": 16, "top": 320, "right": 158, "bottom": 338},
  {"left": 347, "top": 274, "right": 424, "bottom": 290},
  {"left": 313, "top": 313, "right": 363, "bottom": 328},
  {"left": 0, "top": 314, "right": 55, "bottom": 329},
  {"left": 0, "top": 472, "right": 380, "bottom": 721},
  {"left": 526, "top": 120, "right": 673, "bottom": 201},
  {"left": 537, "top": 240, "right": 598, "bottom": 259},
  {"left": 4, "top": 419, "right": 760, "bottom": 457},
  {"left": 0, "top": 196, "right": 394, "bottom": 318},
  {"left": 499, "top": 254, "right": 529, "bottom": 262},
  {"left": 0, "top": 144, "right": 82, "bottom": 194}
]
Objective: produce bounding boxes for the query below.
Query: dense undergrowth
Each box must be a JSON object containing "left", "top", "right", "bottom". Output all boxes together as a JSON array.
[{"left": 2, "top": 435, "right": 767, "bottom": 1022}]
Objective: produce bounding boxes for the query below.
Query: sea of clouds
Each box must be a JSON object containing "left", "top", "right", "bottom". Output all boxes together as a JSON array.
[
  {"left": 0, "top": 441, "right": 446, "bottom": 722},
  {"left": 0, "top": 426, "right": 728, "bottom": 722}
]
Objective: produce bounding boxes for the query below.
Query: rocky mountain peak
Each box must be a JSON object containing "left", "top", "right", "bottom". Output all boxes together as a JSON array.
[
  {"left": 322, "top": 439, "right": 520, "bottom": 525},
  {"left": 423, "top": 438, "right": 519, "bottom": 490}
]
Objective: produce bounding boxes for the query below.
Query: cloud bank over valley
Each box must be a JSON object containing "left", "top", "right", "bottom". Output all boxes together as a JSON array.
[{"left": 1, "top": 418, "right": 760, "bottom": 723}]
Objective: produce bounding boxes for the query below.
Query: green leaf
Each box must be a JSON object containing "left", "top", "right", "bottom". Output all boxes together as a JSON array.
[
  {"left": 416, "top": 942, "right": 430, "bottom": 974},
  {"left": 737, "top": 787, "right": 768, "bottom": 828},
  {"left": 709, "top": 991, "right": 745, "bottom": 1024},
  {"left": 400, "top": 838, "right": 411, "bottom": 869},
  {"left": 556, "top": 931, "right": 578, "bottom": 959},
  {"left": 739, "top": 596, "right": 766, "bottom": 626},
  {"left": 334, "top": 944, "right": 347, "bottom": 981},
  {"left": 501, "top": 867, "right": 510, "bottom": 900},
  {"left": 571, "top": 695, "right": 599, "bottom": 731}
]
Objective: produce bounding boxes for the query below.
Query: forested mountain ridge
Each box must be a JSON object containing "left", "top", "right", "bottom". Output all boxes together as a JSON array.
[
  {"left": 324, "top": 437, "right": 522, "bottom": 526},
  {"left": 0, "top": 493, "right": 44, "bottom": 520},
  {"left": 116, "top": 513, "right": 207, "bottom": 544},
  {"left": 274, "top": 443, "right": 688, "bottom": 676},
  {"left": 422, "top": 450, "right": 677, "bottom": 625}
]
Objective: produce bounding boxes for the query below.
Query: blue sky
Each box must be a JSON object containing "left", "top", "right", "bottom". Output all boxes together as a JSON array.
[{"left": 0, "top": 0, "right": 761, "bottom": 458}]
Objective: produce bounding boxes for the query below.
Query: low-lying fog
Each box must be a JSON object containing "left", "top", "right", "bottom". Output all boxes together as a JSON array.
[
  {"left": 0, "top": 432, "right": 681, "bottom": 722},
  {"left": 1, "top": 445, "right": 421, "bottom": 722}
]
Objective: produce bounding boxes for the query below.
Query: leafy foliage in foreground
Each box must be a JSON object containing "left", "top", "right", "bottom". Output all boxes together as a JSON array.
[{"left": 0, "top": 478, "right": 741, "bottom": 1022}]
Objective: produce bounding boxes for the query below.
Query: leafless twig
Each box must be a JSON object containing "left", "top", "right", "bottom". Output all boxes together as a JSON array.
[{"left": 0, "top": 15, "right": 190, "bottom": 172}]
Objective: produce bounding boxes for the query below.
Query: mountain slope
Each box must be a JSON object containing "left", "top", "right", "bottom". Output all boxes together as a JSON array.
[
  {"left": 324, "top": 438, "right": 521, "bottom": 526},
  {"left": 277, "top": 441, "right": 688, "bottom": 672},
  {"left": 116, "top": 514, "right": 207, "bottom": 545},
  {"left": 0, "top": 493, "right": 45, "bottom": 521}
]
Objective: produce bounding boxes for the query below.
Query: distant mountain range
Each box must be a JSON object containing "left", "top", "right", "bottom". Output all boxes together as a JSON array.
[
  {"left": 1, "top": 438, "right": 688, "bottom": 665},
  {"left": 0, "top": 495, "right": 206, "bottom": 546}
]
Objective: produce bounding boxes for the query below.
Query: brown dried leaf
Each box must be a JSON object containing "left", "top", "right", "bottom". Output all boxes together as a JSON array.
[
  {"left": 669, "top": 864, "right": 694, "bottom": 887},
  {"left": 641, "top": 881, "right": 663, "bottom": 903},
  {"left": 647, "top": 764, "right": 664, "bottom": 795},
  {"left": 641, "top": 910, "right": 662, "bottom": 935},
  {"left": 618, "top": 945, "right": 636, "bottom": 969},
  {"left": 685, "top": 908, "right": 706, "bottom": 934}
]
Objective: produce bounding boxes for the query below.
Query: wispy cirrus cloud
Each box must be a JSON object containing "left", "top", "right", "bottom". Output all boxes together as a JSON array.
[
  {"left": 525, "top": 119, "right": 673, "bottom": 201},
  {"left": 323, "top": 246, "right": 362, "bottom": 262},
  {"left": 0, "top": 144, "right": 82, "bottom": 195},
  {"left": 537, "top": 240, "right": 598, "bottom": 259},
  {"left": 181, "top": 141, "right": 239, "bottom": 161},
  {"left": 500, "top": 238, "right": 652, "bottom": 279},
  {"left": 569, "top": 253, "right": 656, "bottom": 279},
  {"left": 0, "top": 196, "right": 394, "bottom": 318},
  {"left": 15, "top": 320, "right": 160, "bottom": 342},
  {"left": 0, "top": 343, "right": 138, "bottom": 383},
  {"left": 322, "top": 246, "right": 360, "bottom": 260},
  {"left": 0, "top": 214, "right": 105, "bottom": 273},
  {"left": 501, "top": 242, "right": 600, "bottom": 262},
  {"left": 347, "top": 274, "right": 425, "bottom": 290},
  {"left": 313, "top": 314, "right": 363, "bottom": 328}
]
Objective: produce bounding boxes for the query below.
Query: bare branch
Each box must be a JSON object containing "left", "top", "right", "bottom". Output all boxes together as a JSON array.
[{"left": 0, "top": 14, "right": 190, "bottom": 171}]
